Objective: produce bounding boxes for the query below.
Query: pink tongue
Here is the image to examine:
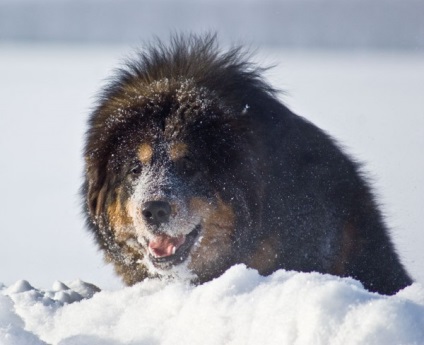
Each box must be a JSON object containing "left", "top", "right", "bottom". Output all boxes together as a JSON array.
[{"left": 148, "top": 234, "right": 186, "bottom": 258}]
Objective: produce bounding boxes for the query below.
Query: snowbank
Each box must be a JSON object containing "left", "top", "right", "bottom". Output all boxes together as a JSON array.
[{"left": 1, "top": 265, "right": 424, "bottom": 345}]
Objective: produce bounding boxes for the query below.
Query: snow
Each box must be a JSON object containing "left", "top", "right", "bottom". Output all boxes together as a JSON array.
[
  {"left": 1, "top": 265, "right": 424, "bottom": 344},
  {"left": 0, "top": 44, "right": 423, "bottom": 343}
]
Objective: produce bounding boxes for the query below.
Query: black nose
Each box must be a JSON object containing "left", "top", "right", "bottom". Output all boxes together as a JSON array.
[{"left": 142, "top": 201, "right": 171, "bottom": 225}]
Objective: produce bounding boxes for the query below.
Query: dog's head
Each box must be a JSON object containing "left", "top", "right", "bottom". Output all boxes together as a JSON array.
[{"left": 84, "top": 77, "right": 263, "bottom": 284}]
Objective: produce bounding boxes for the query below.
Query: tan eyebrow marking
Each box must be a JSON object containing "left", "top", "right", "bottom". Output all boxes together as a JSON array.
[
  {"left": 138, "top": 143, "right": 153, "bottom": 164},
  {"left": 169, "top": 142, "right": 188, "bottom": 161}
]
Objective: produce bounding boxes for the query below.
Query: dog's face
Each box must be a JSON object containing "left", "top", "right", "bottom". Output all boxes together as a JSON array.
[{"left": 85, "top": 81, "right": 260, "bottom": 284}]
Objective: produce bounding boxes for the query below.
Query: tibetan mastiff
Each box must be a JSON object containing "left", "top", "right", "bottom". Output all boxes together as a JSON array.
[{"left": 83, "top": 34, "right": 412, "bottom": 295}]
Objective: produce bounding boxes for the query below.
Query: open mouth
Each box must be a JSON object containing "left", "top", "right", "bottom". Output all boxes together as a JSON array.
[{"left": 147, "top": 224, "right": 201, "bottom": 268}]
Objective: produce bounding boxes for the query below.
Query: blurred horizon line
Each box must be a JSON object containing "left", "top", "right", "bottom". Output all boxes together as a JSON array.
[{"left": 1, "top": 0, "right": 423, "bottom": 51}]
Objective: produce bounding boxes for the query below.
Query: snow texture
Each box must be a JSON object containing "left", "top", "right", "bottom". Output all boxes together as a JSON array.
[{"left": 1, "top": 265, "right": 424, "bottom": 345}]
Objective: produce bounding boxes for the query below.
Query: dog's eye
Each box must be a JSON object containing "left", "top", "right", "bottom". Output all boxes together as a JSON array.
[{"left": 129, "top": 164, "right": 142, "bottom": 176}]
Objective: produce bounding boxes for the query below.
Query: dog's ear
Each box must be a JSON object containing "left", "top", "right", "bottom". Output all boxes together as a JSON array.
[{"left": 84, "top": 157, "right": 108, "bottom": 222}]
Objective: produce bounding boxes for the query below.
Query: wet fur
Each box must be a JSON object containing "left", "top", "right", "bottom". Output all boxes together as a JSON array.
[{"left": 83, "top": 34, "right": 412, "bottom": 294}]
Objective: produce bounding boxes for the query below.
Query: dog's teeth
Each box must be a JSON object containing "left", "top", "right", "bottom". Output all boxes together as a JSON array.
[
  {"left": 172, "top": 246, "right": 176, "bottom": 255},
  {"left": 148, "top": 247, "right": 157, "bottom": 257}
]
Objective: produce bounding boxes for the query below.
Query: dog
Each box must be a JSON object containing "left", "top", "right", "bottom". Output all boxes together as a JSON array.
[{"left": 82, "top": 34, "right": 412, "bottom": 294}]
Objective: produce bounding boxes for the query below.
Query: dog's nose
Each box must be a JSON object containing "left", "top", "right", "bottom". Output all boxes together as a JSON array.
[{"left": 142, "top": 201, "right": 171, "bottom": 225}]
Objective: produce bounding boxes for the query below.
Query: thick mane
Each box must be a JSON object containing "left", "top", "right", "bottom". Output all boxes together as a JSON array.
[
  {"left": 101, "top": 33, "right": 277, "bottom": 111},
  {"left": 86, "top": 34, "right": 280, "bottom": 167}
]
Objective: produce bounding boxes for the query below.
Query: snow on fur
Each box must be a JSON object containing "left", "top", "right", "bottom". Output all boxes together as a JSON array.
[{"left": 1, "top": 265, "right": 424, "bottom": 345}]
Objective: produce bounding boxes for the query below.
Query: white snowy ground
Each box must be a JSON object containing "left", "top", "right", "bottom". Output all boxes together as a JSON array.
[
  {"left": 2, "top": 265, "right": 424, "bottom": 345},
  {"left": 0, "top": 44, "right": 423, "bottom": 344}
]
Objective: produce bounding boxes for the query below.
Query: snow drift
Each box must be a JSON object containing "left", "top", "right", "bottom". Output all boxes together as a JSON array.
[{"left": 1, "top": 265, "right": 424, "bottom": 345}]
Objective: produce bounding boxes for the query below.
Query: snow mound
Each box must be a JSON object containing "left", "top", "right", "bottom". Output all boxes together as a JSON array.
[{"left": 1, "top": 265, "right": 424, "bottom": 345}]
